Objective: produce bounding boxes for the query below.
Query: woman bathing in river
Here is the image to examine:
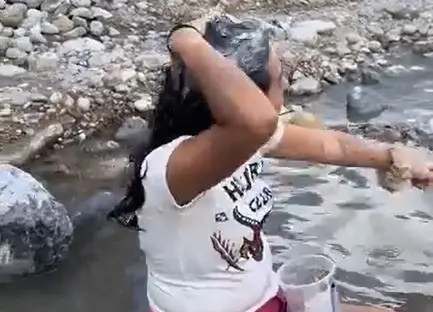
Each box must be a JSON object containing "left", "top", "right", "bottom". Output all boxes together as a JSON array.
[{"left": 109, "top": 15, "right": 433, "bottom": 312}]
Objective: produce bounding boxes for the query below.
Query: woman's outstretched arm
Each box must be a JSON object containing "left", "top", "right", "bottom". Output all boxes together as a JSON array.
[
  {"left": 265, "top": 124, "right": 392, "bottom": 169},
  {"left": 165, "top": 28, "right": 278, "bottom": 205}
]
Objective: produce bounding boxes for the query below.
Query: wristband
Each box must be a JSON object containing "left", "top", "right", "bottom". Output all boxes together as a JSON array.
[
  {"left": 167, "top": 24, "right": 201, "bottom": 53},
  {"left": 259, "top": 120, "right": 285, "bottom": 155}
]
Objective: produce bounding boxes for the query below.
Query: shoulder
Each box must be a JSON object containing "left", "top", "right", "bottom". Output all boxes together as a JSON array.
[{"left": 141, "top": 135, "right": 201, "bottom": 209}]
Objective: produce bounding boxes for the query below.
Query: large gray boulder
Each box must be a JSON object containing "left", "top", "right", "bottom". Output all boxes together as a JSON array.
[{"left": 0, "top": 164, "right": 73, "bottom": 279}]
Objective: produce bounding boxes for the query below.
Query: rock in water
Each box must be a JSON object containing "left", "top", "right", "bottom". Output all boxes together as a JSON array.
[{"left": 0, "top": 164, "right": 73, "bottom": 279}]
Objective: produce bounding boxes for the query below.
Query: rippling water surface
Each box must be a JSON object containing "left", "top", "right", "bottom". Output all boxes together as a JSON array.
[{"left": 3, "top": 52, "right": 433, "bottom": 311}]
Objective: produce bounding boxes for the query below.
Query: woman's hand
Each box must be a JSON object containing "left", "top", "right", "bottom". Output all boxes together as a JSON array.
[{"left": 377, "top": 146, "right": 433, "bottom": 192}]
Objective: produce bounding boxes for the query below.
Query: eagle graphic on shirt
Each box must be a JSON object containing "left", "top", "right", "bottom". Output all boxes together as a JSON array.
[{"left": 210, "top": 158, "right": 273, "bottom": 272}]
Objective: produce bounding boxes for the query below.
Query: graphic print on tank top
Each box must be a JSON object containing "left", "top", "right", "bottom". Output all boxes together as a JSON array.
[{"left": 210, "top": 158, "right": 273, "bottom": 272}]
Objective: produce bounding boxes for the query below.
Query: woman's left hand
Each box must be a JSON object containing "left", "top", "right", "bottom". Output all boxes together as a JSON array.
[{"left": 377, "top": 146, "right": 433, "bottom": 192}]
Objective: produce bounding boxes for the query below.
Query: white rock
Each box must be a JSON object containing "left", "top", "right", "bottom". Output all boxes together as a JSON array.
[
  {"left": 289, "top": 77, "right": 322, "bottom": 96},
  {"left": 12, "top": 36, "right": 33, "bottom": 52},
  {"left": 91, "top": 7, "right": 113, "bottom": 19},
  {"left": 58, "top": 37, "right": 105, "bottom": 54},
  {"left": 28, "top": 52, "right": 58, "bottom": 71},
  {"left": 21, "top": 9, "right": 46, "bottom": 29},
  {"left": 367, "top": 40, "right": 382, "bottom": 53},
  {"left": 346, "top": 32, "right": 362, "bottom": 45},
  {"left": 71, "top": 0, "right": 91, "bottom": 7},
  {"left": 289, "top": 20, "right": 337, "bottom": 46},
  {"left": 0, "top": 64, "right": 26, "bottom": 76},
  {"left": 49, "top": 92, "right": 63, "bottom": 104},
  {"left": 120, "top": 68, "right": 136, "bottom": 82},
  {"left": 133, "top": 94, "right": 153, "bottom": 112},
  {"left": 29, "top": 25, "right": 48, "bottom": 44},
  {"left": 76, "top": 97, "right": 91, "bottom": 111},
  {"left": 401, "top": 24, "right": 417, "bottom": 36},
  {"left": 41, "top": 21, "right": 59, "bottom": 34},
  {"left": 63, "top": 94, "right": 74, "bottom": 108},
  {"left": 89, "top": 20, "right": 104, "bottom": 36}
]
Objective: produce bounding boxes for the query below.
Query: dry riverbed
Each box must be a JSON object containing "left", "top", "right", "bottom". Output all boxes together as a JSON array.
[{"left": 1, "top": 0, "right": 433, "bottom": 165}]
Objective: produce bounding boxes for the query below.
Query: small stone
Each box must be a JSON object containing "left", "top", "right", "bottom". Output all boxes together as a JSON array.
[
  {"left": 289, "top": 77, "right": 322, "bottom": 96},
  {"left": 114, "top": 84, "right": 129, "bottom": 93},
  {"left": 0, "top": 64, "right": 25, "bottom": 76},
  {"left": 401, "top": 24, "right": 417, "bottom": 36},
  {"left": 72, "top": 16, "right": 87, "bottom": 28},
  {"left": 49, "top": 91, "right": 63, "bottom": 104},
  {"left": 71, "top": 0, "right": 91, "bottom": 7},
  {"left": 41, "top": 21, "right": 59, "bottom": 34},
  {"left": 367, "top": 25, "right": 385, "bottom": 40},
  {"left": 58, "top": 37, "right": 105, "bottom": 54},
  {"left": 91, "top": 7, "right": 113, "bottom": 19},
  {"left": 30, "top": 93, "right": 47, "bottom": 102},
  {"left": 69, "top": 7, "right": 93, "bottom": 19},
  {"left": 6, "top": 47, "right": 27, "bottom": 60},
  {"left": 29, "top": 25, "right": 48, "bottom": 44},
  {"left": 367, "top": 40, "right": 382, "bottom": 53},
  {"left": 89, "top": 20, "right": 103, "bottom": 36},
  {"left": 0, "top": 3, "right": 27, "bottom": 28},
  {"left": 52, "top": 14, "right": 74, "bottom": 33},
  {"left": 337, "top": 43, "right": 351, "bottom": 57},
  {"left": 12, "top": 36, "right": 33, "bottom": 52},
  {"left": 346, "top": 33, "right": 362, "bottom": 45},
  {"left": 63, "top": 26, "right": 86, "bottom": 38},
  {"left": 76, "top": 97, "right": 90, "bottom": 111},
  {"left": 0, "top": 106, "right": 12, "bottom": 117},
  {"left": 23, "top": 0, "right": 44, "bottom": 8},
  {"left": 0, "top": 36, "right": 10, "bottom": 52},
  {"left": 0, "top": 0, "right": 5, "bottom": 9},
  {"left": 28, "top": 52, "right": 58, "bottom": 71},
  {"left": 63, "top": 94, "right": 74, "bottom": 108},
  {"left": 108, "top": 27, "right": 119, "bottom": 36},
  {"left": 120, "top": 68, "right": 136, "bottom": 82},
  {"left": 133, "top": 94, "right": 153, "bottom": 112},
  {"left": 384, "top": 4, "right": 419, "bottom": 20},
  {"left": 14, "top": 27, "right": 26, "bottom": 37},
  {"left": 385, "top": 29, "right": 401, "bottom": 42},
  {"left": 1, "top": 27, "right": 14, "bottom": 37}
]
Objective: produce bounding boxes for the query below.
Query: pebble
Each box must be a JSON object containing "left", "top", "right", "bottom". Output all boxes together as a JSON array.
[
  {"left": 76, "top": 97, "right": 91, "bottom": 111},
  {"left": 89, "top": 20, "right": 104, "bottom": 36},
  {"left": 52, "top": 14, "right": 74, "bottom": 33},
  {"left": 49, "top": 92, "right": 63, "bottom": 104},
  {"left": 0, "top": 64, "right": 25, "bottom": 76},
  {"left": 367, "top": 40, "right": 382, "bottom": 53},
  {"left": 133, "top": 94, "right": 153, "bottom": 112},
  {"left": 41, "top": 21, "right": 59, "bottom": 34},
  {"left": 12, "top": 36, "right": 33, "bottom": 52},
  {"left": 289, "top": 77, "right": 322, "bottom": 96},
  {"left": 63, "top": 94, "right": 75, "bottom": 108},
  {"left": 0, "top": 3, "right": 26, "bottom": 27}
]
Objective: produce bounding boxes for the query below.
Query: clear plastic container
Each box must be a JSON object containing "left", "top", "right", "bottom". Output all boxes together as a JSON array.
[{"left": 276, "top": 254, "right": 339, "bottom": 312}]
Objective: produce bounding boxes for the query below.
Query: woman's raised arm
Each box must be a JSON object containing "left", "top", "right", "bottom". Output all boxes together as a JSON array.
[{"left": 165, "top": 28, "right": 278, "bottom": 205}]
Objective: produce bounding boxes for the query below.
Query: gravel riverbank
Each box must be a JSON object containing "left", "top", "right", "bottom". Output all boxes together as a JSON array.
[{"left": 1, "top": 0, "right": 433, "bottom": 164}]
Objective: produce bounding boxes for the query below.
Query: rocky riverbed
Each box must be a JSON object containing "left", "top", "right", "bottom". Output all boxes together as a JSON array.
[{"left": 1, "top": 0, "right": 433, "bottom": 164}]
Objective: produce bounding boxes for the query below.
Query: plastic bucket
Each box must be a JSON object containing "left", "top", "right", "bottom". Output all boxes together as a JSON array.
[{"left": 276, "top": 254, "right": 338, "bottom": 312}]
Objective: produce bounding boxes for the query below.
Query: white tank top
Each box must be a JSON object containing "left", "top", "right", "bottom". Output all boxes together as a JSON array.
[{"left": 137, "top": 136, "right": 279, "bottom": 312}]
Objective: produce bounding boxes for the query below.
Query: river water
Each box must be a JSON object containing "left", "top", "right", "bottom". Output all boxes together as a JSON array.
[{"left": 2, "top": 51, "right": 433, "bottom": 311}]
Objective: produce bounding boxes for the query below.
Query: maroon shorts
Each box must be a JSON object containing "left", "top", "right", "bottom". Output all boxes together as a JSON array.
[
  {"left": 148, "top": 289, "right": 288, "bottom": 312},
  {"left": 256, "top": 288, "right": 287, "bottom": 312}
]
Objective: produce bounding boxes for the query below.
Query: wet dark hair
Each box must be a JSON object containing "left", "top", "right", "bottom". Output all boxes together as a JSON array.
[{"left": 108, "top": 15, "right": 272, "bottom": 230}]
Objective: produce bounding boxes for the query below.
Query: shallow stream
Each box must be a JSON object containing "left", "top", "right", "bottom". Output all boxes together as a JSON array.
[{"left": 3, "top": 52, "right": 433, "bottom": 311}]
